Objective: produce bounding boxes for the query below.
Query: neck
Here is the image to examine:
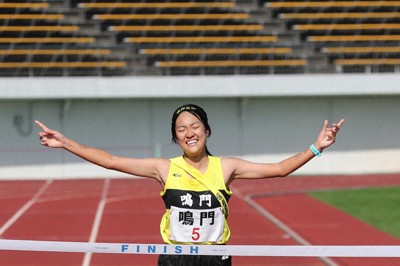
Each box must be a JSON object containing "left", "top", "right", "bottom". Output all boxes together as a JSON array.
[{"left": 182, "top": 152, "right": 209, "bottom": 173}]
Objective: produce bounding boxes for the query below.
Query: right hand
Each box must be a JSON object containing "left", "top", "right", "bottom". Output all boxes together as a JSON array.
[
  {"left": 35, "top": 120, "right": 65, "bottom": 148},
  {"left": 313, "top": 119, "right": 344, "bottom": 152}
]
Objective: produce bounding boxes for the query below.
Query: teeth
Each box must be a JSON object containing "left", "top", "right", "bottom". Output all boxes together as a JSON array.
[{"left": 187, "top": 140, "right": 197, "bottom": 145}]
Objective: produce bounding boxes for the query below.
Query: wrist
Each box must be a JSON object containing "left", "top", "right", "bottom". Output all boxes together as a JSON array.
[
  {"left": 61, "top": 136, "right": 71, "bottom": 149},
  {"left": 309, "top": 144, "right": 322, "bottom": 157},
  {"left": 313, "top": 143, "right": 323, "bottom": 151}
]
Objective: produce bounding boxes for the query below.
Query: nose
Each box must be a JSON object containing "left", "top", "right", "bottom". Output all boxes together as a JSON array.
[{"left": 185, "top": 128, "right": 195, "bottom": 138}]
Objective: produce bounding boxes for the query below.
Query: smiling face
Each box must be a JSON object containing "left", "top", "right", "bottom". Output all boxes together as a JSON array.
[{"left": 175, "top": 111, "right": 209, "bottom": 158}]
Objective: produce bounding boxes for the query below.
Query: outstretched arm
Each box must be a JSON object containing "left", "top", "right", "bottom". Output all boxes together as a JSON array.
[
  {"left": 224, "top": 119, "right": 345, "bottom": 182},
  {"left": 277, "top": 118, "right": 345, "bottom": 176},
  {"left": 35, "top": 120, "right": 168, "bottom": 183}
]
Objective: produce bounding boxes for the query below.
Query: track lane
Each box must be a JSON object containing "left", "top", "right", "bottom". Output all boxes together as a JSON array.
[
  {"left": 255, "top": 193, "right": 400, "bottom": 265},
  {"left": 0, "top": 179, "right": 104, "bottom": 265},
  {"left": 1, "top": 174, "right": 399, "bottom": 265}
]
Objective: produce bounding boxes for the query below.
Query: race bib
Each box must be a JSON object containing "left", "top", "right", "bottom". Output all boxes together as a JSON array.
[{"left": 169, "top": 206, "right": 224, "bottom": 243}]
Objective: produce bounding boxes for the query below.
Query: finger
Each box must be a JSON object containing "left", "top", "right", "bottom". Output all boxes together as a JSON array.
[
  {"left": 325, "top": 128, "right": 336, "bottom": 134},
  {"left": 331, "top": 119, "right": 345, "bottom": 131},
  {"left": 35, "top": 120, "right": 57, "bottom": 135},
  {"left": 336, "top": 119, "right": 345, "bottom": 128},
  {"left": 329, "top": 125, "right": 339, "bottom": 133},
  {"left": 40, "top": 140, "right": 49, "bottom": 146},
  {"left": 321, "top": 119, "right": 328, "bottom": 130},
  {"left": 34, "top": 120, "right": 48, "bottom": 131}
]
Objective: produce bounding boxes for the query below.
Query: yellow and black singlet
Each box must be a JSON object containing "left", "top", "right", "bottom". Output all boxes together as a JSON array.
[{"left": 160, "top": 156, "right": 232, "bottom": 245}]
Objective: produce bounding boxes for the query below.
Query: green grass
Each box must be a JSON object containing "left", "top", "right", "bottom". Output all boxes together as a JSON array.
[{"left": 309, "top": 186, "right": 400, "bottom": 239}]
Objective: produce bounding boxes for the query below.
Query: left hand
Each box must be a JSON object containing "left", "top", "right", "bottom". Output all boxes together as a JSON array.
[
  {"left": 314, "top": 119, "right": 345, "bottom": 151},
  {"left": 35, "top": 120, "right": 65, "bottom": 148}
]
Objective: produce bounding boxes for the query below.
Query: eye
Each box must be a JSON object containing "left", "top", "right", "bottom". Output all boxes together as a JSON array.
[{"left": 177, "top": 128, "right": 186, "bottom": 133}]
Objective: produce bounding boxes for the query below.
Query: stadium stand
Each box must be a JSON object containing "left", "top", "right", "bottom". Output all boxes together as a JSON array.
[
  {"left": 262, "top": 0, "right": 400, "bottom": 73},
  {"left": 0, "top": 0, "right": 128, "bottom": 76},
  {"left": 139, "top": 46, "right": 303, "bottom": 74},
  {"left": 78, "top": 0, "right": 306, "bottom": 75},
  {"left": 1, "top": 0, "right": 399, "bottom": 75}
]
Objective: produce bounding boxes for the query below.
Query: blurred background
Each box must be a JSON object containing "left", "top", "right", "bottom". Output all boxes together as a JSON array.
[{"left": 1, "top": 0, "right": 400, "bottom": 179}]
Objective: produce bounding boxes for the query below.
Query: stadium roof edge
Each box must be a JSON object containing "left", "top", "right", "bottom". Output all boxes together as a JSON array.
[{"left": 0, "top": 74, "right": 399, "bottom": 100}]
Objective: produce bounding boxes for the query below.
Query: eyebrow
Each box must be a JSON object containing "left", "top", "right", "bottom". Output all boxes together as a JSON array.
[{"left": 176, "top": 122, "right": 201, "bottom": 128}]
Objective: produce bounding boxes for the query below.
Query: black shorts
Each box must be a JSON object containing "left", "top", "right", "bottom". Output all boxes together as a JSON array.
[{"left": 158, "top": 254, "right": 232, "bottom": 266}]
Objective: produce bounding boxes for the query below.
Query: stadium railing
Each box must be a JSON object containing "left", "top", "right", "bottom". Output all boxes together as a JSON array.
[
  {"left": 139, "top": 47, "right": 293, "bottom": 55},
  {"left": 279, "top": 12, "right": 400, "bottom": 21},
  {"left": 0, "top": 14, "right": 64, "bottom": 20},
  {"left": 0, "top": 25, "right": 80, "bottom": 32},
  {"left": 123, "top": 36, "right": 278, "bottom": 44},
  {"left": 335, "top": 58, "right": 400, "bottom": 66},
  {"left": 0, "top": 49, "right": 112, "bottom": 55},
  {"left": 0, "top": 3, "right": 49, "bottom": 9},
  {"left": 78, "top": 2, "right": 236, "bottom": 8},
  {"left": 0, "top": 61, "right": 127, "bottom": 68},
  {"left": 92, "top": 13, "right": 251, "bottom": 21},
  {"left": 155, "top": 59, "right": 306, "bottom": 67},
  {"left": 307, "top": 35, "right": 400, "bottom": 42},
  {"left": 109, "top": 25, "right": 264, "bottom": 32},
  {"left": 322, "top": 46, "right": 400, "bottom": 55},
  {"left": 294, "top": 24, "right": 400, "bottom": 31},
  {"left": 0, "top": 37, "right": 95, "bottom": 43}
]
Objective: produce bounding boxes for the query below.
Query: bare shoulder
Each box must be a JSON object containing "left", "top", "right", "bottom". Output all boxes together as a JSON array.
[
  {"left": 154, "top": 158, "right": 171, "bottom": 186},
  {"left": 221, "top": 156, "right": 243, "bottom": 167},
  {"left": 220, "top": 157, "right": 245, "bottom": 179},
  {"left": 221, "top": 156, "right": 276, "bottom": 180},
  {"left": 221, "top": 156, "right": 255, "bottom": 172},
  {"left": 144, "top": 157, "right": 171, "bottom": 185},
  {"left": 221, "top": 156, "right": 252, "bottom": 166},
  {"left": 125, "top": 157, "right": 171, "bottom": 184},
  {"left": 156, "top": 157, "right": 171, "bottom": 173}
]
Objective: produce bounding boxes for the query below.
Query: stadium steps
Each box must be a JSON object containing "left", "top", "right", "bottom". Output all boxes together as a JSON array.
[{"left": 1, "top": 0, "right": 313, "bottom": 76}]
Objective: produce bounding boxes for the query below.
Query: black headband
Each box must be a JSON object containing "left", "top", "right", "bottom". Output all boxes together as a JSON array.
[{"left": 175, "top": 105, "right": 198, "bottom": 116}]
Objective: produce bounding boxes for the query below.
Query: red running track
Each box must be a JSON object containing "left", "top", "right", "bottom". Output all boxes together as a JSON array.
[{"left": 0, "top": 174, "right": 400, "bottom": 266}]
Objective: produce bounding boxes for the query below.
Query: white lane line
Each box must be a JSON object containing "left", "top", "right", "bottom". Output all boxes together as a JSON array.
[
  {"left": 244, "top": 195, "right": 338, "bottom": 266},
  {"left": 82, "top": 179, "right": 110, "bottom": 266},
  {"left": 0, "top": 179, "right": 53, "bottom": 236}
]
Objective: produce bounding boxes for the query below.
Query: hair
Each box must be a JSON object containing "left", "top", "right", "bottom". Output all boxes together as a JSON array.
[{"left": 171, "top": 104, "right": 212, "bottom": 155}]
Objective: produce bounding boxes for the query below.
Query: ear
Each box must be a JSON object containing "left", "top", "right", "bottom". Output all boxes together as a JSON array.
[{"left": 206, "top": 130, "right": 210, "bottom": 137}]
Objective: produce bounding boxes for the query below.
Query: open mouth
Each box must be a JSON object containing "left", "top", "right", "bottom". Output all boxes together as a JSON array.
[{"left": 186, "top": 140, "right": 198, "bottom": 145}]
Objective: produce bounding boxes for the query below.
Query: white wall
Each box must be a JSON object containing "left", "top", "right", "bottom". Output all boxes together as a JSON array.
[
  {"left": 1, "top": 73, "right": 400, "bottom": 99},
  {"left": 1, "top": 74, "right": 399, "bottom": 179}
]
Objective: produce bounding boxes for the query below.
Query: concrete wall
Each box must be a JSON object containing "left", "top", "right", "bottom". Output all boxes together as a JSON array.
[{"left": 1, "top": 74, "right": 399, "bottom": 179}]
